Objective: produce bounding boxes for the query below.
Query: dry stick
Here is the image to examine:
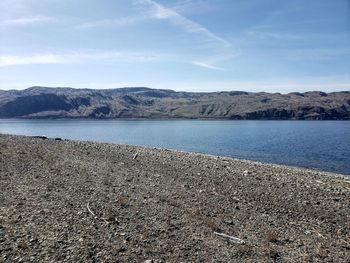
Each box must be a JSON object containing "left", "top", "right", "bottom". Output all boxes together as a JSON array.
[
  {"left": 87, "top": 202, "right": 97, "bottom": 218},
  {"left": 87, "top": 202, "right": 110, "bottom": 224},
  {"left": 214, "top": 232, "right": 245, "bottom": 244}
]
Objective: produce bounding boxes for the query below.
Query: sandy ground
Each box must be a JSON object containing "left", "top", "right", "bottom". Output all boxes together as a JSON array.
[{"left": 0, "top": 134, "right": 349, "bottom": 262}]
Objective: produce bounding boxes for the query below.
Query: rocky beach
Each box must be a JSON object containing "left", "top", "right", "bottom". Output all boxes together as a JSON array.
[{"left": 0, "top": 134, "right": 349, "bottom": 262}]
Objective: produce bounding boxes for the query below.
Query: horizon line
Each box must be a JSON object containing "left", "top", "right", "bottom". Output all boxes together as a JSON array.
[{"left": 1, "top": 85, "right": 349, "bottom": 95}]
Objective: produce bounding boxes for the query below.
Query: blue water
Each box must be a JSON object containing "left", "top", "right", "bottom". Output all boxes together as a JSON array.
[{"left": 0, "top": 119, "right": 349, "bottom": 175}]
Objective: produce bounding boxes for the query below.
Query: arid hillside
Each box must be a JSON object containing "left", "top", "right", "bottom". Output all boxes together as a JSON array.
[{"left": 0, "top": 87, "right": 349, "bottom": 119}]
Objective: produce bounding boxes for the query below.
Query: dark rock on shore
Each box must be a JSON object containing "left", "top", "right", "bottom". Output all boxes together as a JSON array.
[{"left": 0, "top": 86, "right": 349, "bottom": 119}]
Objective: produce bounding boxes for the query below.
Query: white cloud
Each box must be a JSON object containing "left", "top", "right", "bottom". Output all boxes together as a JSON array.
[
  {"left": 138, "top": 0, "right": 231, "bottom": 48},
  {"left": 169, "top": 0, "right": 214, "bottom": 15},
  {"left": 0, "top": 54, "right": 66, "bottom": 67},
  {"left": 76, "top": 0, "right": 231, "bottom": 48},
  {"left": 0, "top": 15, "right": 56, "bottom": 26},
  {"left": 73, "top": 0, "right": 237, "bottom": 70},
  {"left": 0, "top": 49, "right": 240, "bottom": 71},
  {"left": 0, "top": 50, "right": 168, "bottom": 67},
  {"left": 247, "top": 30, "right": 302, "bottom": 40},
  {"left": 191, "top": 61, "right": 224, "bottom": 70},
  {"left": 190, "top": 51, "right": 241, "bottom": 70},
  {"left": 76, "top": 16, "right": 143, "bottom": 29}
]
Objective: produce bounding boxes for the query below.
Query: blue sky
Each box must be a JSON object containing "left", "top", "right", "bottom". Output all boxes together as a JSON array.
[{"left": 0, "top": 0, "right": 349, "bottom": 92}]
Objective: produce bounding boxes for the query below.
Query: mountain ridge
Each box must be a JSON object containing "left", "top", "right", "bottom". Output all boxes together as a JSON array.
[{"left": 0, "top": 86, "right": 349, "bottom": 119}]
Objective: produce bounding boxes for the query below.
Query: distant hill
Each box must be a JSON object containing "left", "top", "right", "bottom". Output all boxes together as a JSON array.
[{"left": 0, "top": 86, "right": 349, "bottom": 119}]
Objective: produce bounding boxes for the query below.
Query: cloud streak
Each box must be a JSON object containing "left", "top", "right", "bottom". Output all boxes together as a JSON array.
[
  {"left": 0, "top": 50, "right": 168, "bottom": 67},
  {"left": 0, "top": 15, "right": 56, "bottom": 26},
  {"left": 0, "top": 54, "right": 65, "bottom": 67},
  {"left": 0, "top": 50, "right": 237, "bottom": 71},
  {"left": 76, "top": 0, "right": 231, "bottom": 48},
  {"left": 138, "top": 0, "right": 231, "bottom": 48},
  {"left": 0, "top": 50, "right": 229, "bottom": 71},
  {"left": 76, "top": 16, "right": 143, "bottom": 29},
  {"left": 191, "top": 61, "right": 224, "bottom": 70},
  {"left": 73, "top": 0, "right": 237, "bottom": 70},
  {"left": 247, "top": 30, "right": 302, "bottom": 41}
]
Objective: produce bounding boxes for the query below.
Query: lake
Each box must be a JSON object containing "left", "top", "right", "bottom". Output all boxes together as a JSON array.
[{"left": 0, "top": 119, "right": 349, "bottom": 175}]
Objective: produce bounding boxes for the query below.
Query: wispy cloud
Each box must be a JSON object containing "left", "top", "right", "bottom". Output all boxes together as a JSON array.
[
  {"left": 191, "top": 51, "right": 241, "bottom": 70},
  {"left": 76, "top": 0, "right": 231, "bottom": 48},
  {"left": 0, "top": 54, "right": 65, "bottom": 67},
  {"left": 247, "top": 30, "right": 302, "bottom": 41},
  {"left": 191, "top": 61, "right": 224, "bottom": 70},
  {"left": 73, "top": 0, "right": 237, "bottom": 70},
  {"left": 0, "top": 50, "right": 233, "bottom": 71},
  {"left": 0, "top": 15, "right": 56, "bottom": 26},
  {"left": 0, "top": 50, "right": 167, "bottom": 67},
  {"left": 168, "top": 0, "right": 214, "bottom": 15},
  {"left": 76, "top": 16, "right": 143, "bottom": 29},
  {"left": 138, "top": 0, "right": 231, "bottom": 48}
]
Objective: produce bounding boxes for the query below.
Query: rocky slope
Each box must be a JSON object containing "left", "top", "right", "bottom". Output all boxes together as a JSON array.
[{"left": 0, "top": 86, "right": 349, "bottom": 119}]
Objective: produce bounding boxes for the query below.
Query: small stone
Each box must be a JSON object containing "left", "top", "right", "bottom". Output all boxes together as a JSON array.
[{"left": 224, "top": 219, "right": 233, "bottom": 225}]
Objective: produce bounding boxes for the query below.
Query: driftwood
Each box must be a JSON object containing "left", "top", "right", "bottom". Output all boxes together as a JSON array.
[{"left": 214, "top": 232, "right": 245, "bottom": 244}]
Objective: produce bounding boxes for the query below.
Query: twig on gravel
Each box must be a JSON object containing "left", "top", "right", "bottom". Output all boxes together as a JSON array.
[
  {"left": 87, "top": 202, "right": 97, "bottom": 218},
  {"left": 87, "top": 202, "right": 110, "bottom": 224},
  {"left": 214, "top": 232, "right": 245, "bottom": 244},
  {"left": 133, "top": 153, "right": 138, "bottom": 160}
]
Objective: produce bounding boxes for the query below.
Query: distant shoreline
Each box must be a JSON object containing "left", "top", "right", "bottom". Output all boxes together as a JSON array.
[
  {"left": 1, "top": 117, "right": 350, "bottom": 121},
  {"left": 1, "top": 87, "right": 349, "bottom": 119}
]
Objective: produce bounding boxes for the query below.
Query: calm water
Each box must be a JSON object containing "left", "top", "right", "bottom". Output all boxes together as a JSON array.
[{"left": 1, "top": 119, "right": 349, "bottom": 175}]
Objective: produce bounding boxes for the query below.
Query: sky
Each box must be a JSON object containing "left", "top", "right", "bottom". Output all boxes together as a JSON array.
[{"left": 0, "top": 0, "right": 349, "bottom": 93}]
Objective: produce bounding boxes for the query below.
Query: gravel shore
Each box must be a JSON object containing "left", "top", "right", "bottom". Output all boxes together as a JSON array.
[{"left": 0, "top": 134, "right": 349, "bottom": 262}]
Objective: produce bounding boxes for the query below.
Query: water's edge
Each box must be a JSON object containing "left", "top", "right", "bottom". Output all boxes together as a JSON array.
[
  {"left": 2, "top": 132, "right": 349, "bottom": 178},
  {"left": 1, "top": 119, "right": 349, "bottom": 175}
]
